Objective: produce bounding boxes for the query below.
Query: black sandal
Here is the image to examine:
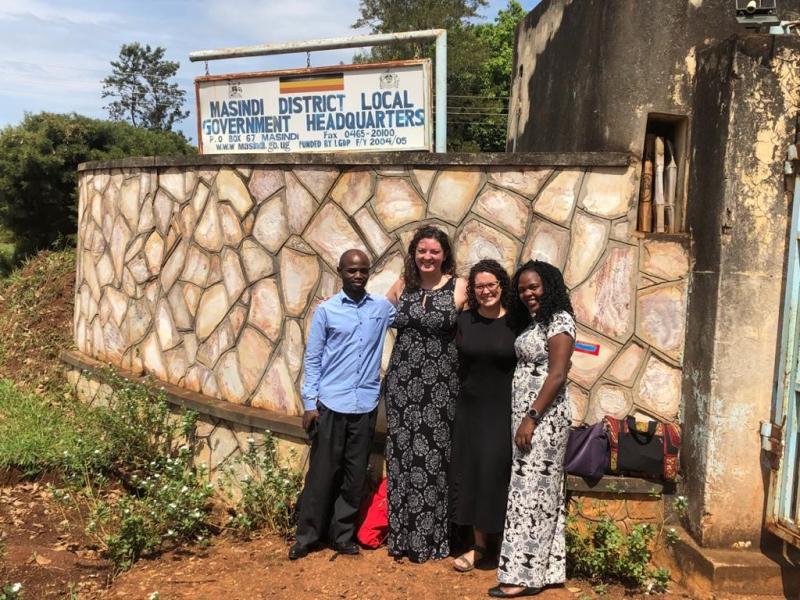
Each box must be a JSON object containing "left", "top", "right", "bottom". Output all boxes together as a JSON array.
[
  {"left": 488, "top": 585, "right": 543, "bottom": 598},
  {"left": 453, "top": 545, "right": 488, "bottom": 572}
]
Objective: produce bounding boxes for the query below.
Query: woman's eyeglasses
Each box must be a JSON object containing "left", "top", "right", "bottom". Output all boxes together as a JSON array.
[{"left": 474, "top": 281, "right": 500, "bottom": 292}]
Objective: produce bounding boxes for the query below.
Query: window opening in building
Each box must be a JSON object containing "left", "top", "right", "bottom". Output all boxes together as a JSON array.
[{"left": 637, "top": 114, "right": 688, "bottom": 233}]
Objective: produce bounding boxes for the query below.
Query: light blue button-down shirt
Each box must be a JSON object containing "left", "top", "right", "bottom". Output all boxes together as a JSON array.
[{"left": 301, "top": 291, "right": 396, "bottom": 413}]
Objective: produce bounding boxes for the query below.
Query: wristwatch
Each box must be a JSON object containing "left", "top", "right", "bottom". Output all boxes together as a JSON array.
[{"left": 526, "top": 407, "right": 541, "bottom": 423}]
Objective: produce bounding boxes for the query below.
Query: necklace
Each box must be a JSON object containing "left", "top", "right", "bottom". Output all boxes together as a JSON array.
[
  {"left": 420, "top": 275, "right": 448, "bottom": 308},
  {"left": 421, "top": 289, "right": 431, "bottom": 309}
]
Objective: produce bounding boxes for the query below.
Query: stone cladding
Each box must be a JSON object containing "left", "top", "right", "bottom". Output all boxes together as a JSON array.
[{"left": 74, "top": 161, "right": 689, "bottom": 428}]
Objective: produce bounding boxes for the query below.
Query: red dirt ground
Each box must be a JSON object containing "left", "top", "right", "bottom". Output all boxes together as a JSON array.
[
  {"left": 94, "top": 535, "right": 694, "bottom": 600},
  {"left": 0, "top": 252, "right": 694, "bottom": 599},
  {"left": 1, "top": 472, "right": 693, "bottom": 600},
  {"left": 0, "top": 472, "right": 112, "bottom": 599}
]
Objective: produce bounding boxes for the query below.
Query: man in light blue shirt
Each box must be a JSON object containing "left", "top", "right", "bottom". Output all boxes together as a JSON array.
[{"left": 289, "top": 248, "right": 395, "bottom": 560}]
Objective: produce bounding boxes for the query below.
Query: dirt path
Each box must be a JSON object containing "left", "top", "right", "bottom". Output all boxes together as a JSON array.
[
  {"left": 0, "top": 475, "right": 690, "bottom": 600},
  {"left": 93, "top": 535, "right": 689, "bottom": 600}
]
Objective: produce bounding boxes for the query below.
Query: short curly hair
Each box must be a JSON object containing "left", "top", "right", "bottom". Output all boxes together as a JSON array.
[
  {"left": 510, "top": 260, "right": 574, "bottom": 330},
  {"left": 466, "top": 259, "right": 511, "bottom": 311},
  {"left": 402, "top": 225, "right": 455, "bottom": 290}
]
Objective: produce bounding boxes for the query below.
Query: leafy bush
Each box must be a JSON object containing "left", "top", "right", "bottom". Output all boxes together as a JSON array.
[
  {"left": 673, "top": 495, "right": 688, "bottom": 518},
  {"left": 0, "top": 112, "right": 195, "bottom": 259},
  {"left": 0, "top": 243, "right": 13, "bottom": 278},
  {"left": 87, "top": 372, "right": 187, "bottom": 477},
  {"left": 566, "top": 516, "right": 670, "bottom": 593},
  {"left": 91, "top": 447, "right": 213, "bottom": 570},
  {"left": 222, "top": 432, "right": 303, "bottom": 537},
  {"left": 0, "top": 583, "right": 23, "bottom": 600}
]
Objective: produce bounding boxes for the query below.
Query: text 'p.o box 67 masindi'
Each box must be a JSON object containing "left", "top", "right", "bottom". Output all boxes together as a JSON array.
[{"left": 195, "top": 59, "right": 432, "bottom": 154}]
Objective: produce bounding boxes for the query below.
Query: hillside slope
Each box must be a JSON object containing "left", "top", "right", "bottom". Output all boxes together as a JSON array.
[{"left": 0, "top": 250, "right": 75, "bottom": 389}]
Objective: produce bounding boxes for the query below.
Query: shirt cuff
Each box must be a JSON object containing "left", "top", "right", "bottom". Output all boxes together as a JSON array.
[{"left": 302, "top": 397, "right": 318, "bottom": 411}]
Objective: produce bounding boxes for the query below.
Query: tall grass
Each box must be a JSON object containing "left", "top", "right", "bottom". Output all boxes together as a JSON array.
[
  {"left": 0, "top": 380, "right": 79, "bottom": 473},
  {"left": 0, "top": 243, "right": 14, "bottom": 277}
]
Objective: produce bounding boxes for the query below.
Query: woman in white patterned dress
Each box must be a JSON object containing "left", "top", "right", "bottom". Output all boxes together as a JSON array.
[{"left": 490, "top": 260, "right": 575, "bottom": 599}]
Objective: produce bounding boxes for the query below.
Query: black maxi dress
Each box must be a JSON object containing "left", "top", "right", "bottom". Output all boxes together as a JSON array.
[
  {"left": 384, "top": 277, "right": 459, "bottom": 563},
  {"left": 450, "top": 310, "right": 516, "bottom": 534}
]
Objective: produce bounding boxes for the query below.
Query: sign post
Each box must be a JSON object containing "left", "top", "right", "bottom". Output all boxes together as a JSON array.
[
  {"left": 195, "top": 60, "right": 431, "bottom": 154},
  {"left": 190, "top": 29, "right": 447, "bottom": 152}
]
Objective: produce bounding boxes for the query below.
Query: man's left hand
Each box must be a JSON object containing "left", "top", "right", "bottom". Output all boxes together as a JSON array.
[{"left": 302, "top": 409, "right": 320, "bottom": 432}]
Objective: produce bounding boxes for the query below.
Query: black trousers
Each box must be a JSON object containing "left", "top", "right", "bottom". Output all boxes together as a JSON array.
[{"left": 295, "top": 404, "right": 377, "bottom": 547}]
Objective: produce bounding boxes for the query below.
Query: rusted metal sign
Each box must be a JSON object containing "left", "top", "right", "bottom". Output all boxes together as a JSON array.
[{"left": 194, "top": 60, "right": 432, "bottom": 154}]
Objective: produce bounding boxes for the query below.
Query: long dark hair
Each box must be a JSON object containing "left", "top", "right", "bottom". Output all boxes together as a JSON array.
[
  {"left": 466, "top": 259, "right": 511, "bottom": 311},
  {"left": 510, "top": 260, "right": 574, "bottom": 330},
  {"left": 402, "top": 225, "right": 455, "bottom": 290}
]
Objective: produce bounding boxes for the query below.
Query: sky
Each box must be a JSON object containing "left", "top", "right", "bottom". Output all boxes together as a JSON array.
[{"left": 0, "top": 0, "right": 540, "bottom": 142}]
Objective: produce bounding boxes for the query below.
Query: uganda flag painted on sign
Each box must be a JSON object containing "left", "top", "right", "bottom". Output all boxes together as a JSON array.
[{"left": 279, "top": 73, "right": 344, "bottom": 94}]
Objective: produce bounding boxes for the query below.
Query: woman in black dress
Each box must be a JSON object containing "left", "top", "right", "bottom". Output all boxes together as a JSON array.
[
  {"left": 384, "top": 226, "right": 467, "bottom": 563},
  {"left": 450, "top": 259, "right": 517, "bottom": 572}
]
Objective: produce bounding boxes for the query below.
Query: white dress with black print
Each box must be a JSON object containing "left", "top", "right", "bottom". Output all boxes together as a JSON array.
[
  {"left": 497, "top": 310, "right": 575, "bottom": 588},
  {"left": 384, "top": 277, "right": 459, "bottom": 563}
]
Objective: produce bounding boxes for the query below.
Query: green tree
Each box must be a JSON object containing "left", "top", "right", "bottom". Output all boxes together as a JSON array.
[
  {"left": 352, "top": 0, "right": 526, "bottom": 151},
  {"left": 0, "top": 112, "right": 195, "bottom": 259},
  {"left": 102, "top": 43, "right": 189, "bottom": 131},
  {"left": 353, "top": 0, "right": 488, "bottom": 60},
  {"left": 353, "top": 0, "right": 489, "bottom": 150},
  {"left": 465, "top": 0, "right": 526, "bottom": 151}
]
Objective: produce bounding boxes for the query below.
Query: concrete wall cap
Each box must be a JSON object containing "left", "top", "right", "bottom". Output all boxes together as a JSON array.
[{"left": 77, "top": 151, "right": 632, "bottom": 172}]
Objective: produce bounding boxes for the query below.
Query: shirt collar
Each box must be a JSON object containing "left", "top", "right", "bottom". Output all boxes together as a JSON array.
[{"left": 338, "top": 290, "right": 372, "bottom": 306}]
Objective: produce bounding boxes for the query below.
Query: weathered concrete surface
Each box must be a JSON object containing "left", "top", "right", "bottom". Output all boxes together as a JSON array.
[
  {"left": 510, "top": 0, "right": 800, "bottom": 559},
  {"left": 682, "top": 35, "right": 798, "bottom": 548},
  {"left": 667, "top": 527, "right": 800, "bottom": 598},
  {"left": 508, "top": 0, "right": 800, "bottom": 155}
]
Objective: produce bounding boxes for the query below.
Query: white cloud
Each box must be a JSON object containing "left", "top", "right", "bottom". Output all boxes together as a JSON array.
[
  {"left": 0, "top": 0, "right": 121, "bottom": 26},
  {"left": 0, "top": 60, "right": 102, "bottom": 98}
]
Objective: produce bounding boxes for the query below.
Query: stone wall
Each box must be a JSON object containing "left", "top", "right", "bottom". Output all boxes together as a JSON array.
[
  {"left": 74, "top": 154, "right": 689, "bottom": 429},
  {"left": 63, "top": 349, "right": 671, "bottom": 509}
]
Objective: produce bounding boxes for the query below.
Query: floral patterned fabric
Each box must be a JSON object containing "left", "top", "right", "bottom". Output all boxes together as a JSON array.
[
  {"left": 497, "top": 310, "right": 575, "bottom": 588},
  {"left": 384, "top": 277, "right": 459, "bottom": 562}
]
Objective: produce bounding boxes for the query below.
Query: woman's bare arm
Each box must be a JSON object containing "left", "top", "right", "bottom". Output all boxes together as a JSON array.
[
  {"left": 514, "top": 332, "right": 574, "bottom": 451},
  {"left": 386, "top": 277, "right": 404, "bottom": 306},
  {"left": 532, "top": 333, "right": 573, "bottom": 412},
  {"left": 453, "top": 277, "right": 468, "bottom": 312}
]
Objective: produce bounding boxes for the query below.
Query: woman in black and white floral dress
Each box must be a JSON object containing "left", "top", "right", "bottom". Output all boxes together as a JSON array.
[
  {"left": 490, "top": 260, "right": 575, "bottom": 599},
  {"left": 384, "top": 226, "right": 467, "bottom": 563}
]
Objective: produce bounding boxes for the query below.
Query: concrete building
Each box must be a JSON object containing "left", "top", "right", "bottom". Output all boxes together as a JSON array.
[{"left": 509, "top": 0, "right": 800, "bottom": 595}]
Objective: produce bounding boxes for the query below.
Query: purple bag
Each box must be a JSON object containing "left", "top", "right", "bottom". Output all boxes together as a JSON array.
[{"left": 565, "top": 423, "right": 610, "bottom": 479}]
